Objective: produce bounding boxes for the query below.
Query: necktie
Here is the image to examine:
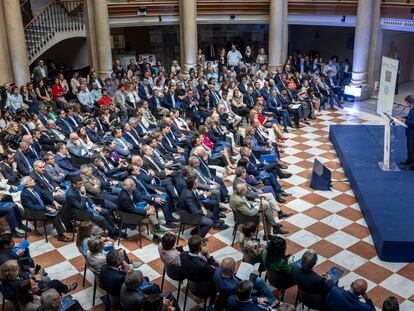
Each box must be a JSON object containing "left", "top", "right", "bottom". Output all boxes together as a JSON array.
[
  {"left": 139, "top": 123, "right": 147, "bottom": 135},
  {"left": 127, "top": 132, "right": 139, "bottom": 146},
  {"left": 69, "top": 116, "right": 79, "bottom": 127},
  {"left": 153, "top": 149, "right": 166, "bottom": 165},
  {"left": 62, "top": 119, "right": 74, "bottom": 132},
  {"left": 32, "top": 190, "right": 45, "bottom": 208},
  {"left": 200, "top": 159, "right": 211, "bottom": 179},
  {"left": 30, "top": 147, "right": 40, "bottom": 160},
  {"left": 136, "top": 178, "right": 150, "bottom": 196},
  {"left": 165, "top": 135, "right": 173, "bottom": 148},
  {"left": 40, "top": 173, "right": 54, "bottom": 192},
  {"left": 23, "top": 154, "right": 33, "bottom": 171},
  {"left": 148, "top": 158, "right": 162, "bottom": 173}
]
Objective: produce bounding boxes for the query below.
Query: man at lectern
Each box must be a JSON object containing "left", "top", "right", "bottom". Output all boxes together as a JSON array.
[{"left": 397, "top": 95, "right": 414, "bottom": 170}]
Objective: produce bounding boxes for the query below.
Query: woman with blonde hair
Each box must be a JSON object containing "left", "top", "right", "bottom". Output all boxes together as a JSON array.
[
  {"left": 249, "top": 106, "right": 287, "bottom": 143},
  {"left": 0, "top": 260, "right": 77, "bottom": 302},
  {"left": 5, "top": 122, "right": 22, "bottom": 150}
]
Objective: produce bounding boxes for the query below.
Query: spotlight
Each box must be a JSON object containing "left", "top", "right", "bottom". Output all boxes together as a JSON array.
[{"left": 230, "top": 15, "right": 235, "bottom": 20}]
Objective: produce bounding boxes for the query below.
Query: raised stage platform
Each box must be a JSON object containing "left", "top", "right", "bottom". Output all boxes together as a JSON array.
[{"left": 329, "top": 124, "right": 414, "bottom": 262}]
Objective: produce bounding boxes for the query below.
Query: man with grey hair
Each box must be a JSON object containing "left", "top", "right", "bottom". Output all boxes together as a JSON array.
[
  {"left": 191, "top": 149, "right": 229, "bottom": 202},
  {"left": 30, "top": 160, "right": 65, "bottom": 204},
  {"left": 233, "top": 165, "right": 291, "bottom": 220},
  {"left": 40, "top": 288, "right": 83, "bottom": 311},
  {"left": 292, "top": 249, "right": 335, "bottom": 297},
  {"left": 117, "top": 178, "right": 163, "bottom": 236},
  {"left": 230, "top": 183, "right": 288, "bottom": 236},
  {"left": 20, "top": 176, "right": 71, "bottom": 242},
  {"left": 14, "top": 141, "right": 34, "bottom": 177}
]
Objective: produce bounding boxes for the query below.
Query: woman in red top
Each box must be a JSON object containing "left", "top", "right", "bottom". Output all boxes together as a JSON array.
[
  {"left": 51, "top": 78, "right": 68, "bottom": 109},
  {"left": 98, "top": 89, "right": 112, "bottom": 110}
]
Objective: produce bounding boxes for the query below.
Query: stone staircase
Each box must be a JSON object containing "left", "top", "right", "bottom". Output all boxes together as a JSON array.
[{"left": 24, "top": 0, "right": 85, "bottom": 64}]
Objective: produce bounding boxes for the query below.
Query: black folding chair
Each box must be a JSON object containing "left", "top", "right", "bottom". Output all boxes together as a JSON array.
[
  {"left": 231, "top": 210, "right": 260, "bottom": 246},
  {"left": 176, "top": 210, "right": 202, "bottom": 245}
]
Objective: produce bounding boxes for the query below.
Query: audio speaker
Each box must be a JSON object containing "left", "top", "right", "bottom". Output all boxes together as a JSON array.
[{"left": 310, "top": 159, "right": 332, "bottom": 191}]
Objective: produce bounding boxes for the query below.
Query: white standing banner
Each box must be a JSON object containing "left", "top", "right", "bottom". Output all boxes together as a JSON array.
[
  {"left": 377, "top": 56, "right": 399, "bottom": 171},
  {"left": 377, "top": 56, "right": 399, "bottom": 116}
]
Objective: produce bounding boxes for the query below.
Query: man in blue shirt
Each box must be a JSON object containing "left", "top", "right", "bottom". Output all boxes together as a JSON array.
[{"left": 325, "top": 279, "right": 376, "bottom": 311}]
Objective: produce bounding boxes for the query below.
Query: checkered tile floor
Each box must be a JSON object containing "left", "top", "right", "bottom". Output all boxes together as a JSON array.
[{"left": 5, "top": 107, "right": 414, "bottom": 311}]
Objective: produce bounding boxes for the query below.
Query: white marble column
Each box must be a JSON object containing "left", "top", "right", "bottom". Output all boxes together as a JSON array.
[
  {"left": 268, "top": 0, "right": 287, "bottom": 71},
  {"left": 179, "top": 0, "right": 197, "bottom": 73},
  {"left": 350, "top": 0, "right": 374, "bottom": 88},
  {"left": 84, "top": 0, "right": 99, "bottom": 70},
  {"left": 0, "top": 3, "right": 13, "bottom": 84},
  {"left": 367, "top": 0, "right": 383, "bottom": 91},
  {"left": 2, "top": 0, "right": 30, "bottom": 85},
  {"left": 93, "top": 0, "right": 113, "bottom": 78}
]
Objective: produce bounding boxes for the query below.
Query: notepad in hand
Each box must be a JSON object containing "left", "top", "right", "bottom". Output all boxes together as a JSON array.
[
  {"left": 236, "top": 262, "right": 261, "bottom": 281},
  {"left": 134, "top": 201, "right": 147, "bottom": 211},
  {"left": 211, "top": 152, "right": 222, "bottom": 159},
  {"left": 290, "top": 104, "right": 301, "bottom": 109},
  {"left": 258, "top": 172, "right": 270, "bottom": 179},
  {"left": 45, "top": 210, "right": 59, "bottom": 217},
  {"left": 9, "top": 185, "right": 24, "bottom": 193},
  {"left": 260, "top": 154, "right": 276, "bottom": 164},
  {"left": 155, "top": 194, "right": 168, "bottom": 200},
  {"left": 12, "top": 240, "right": 30, "bottom": 255}
]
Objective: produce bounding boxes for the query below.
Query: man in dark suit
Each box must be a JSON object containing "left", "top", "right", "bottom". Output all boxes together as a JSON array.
[
  {"left": 131, "top": 153, "right": 178, "bottom": 202},
  {"left": 138, "top": 78, "right": 153, "bottom": 101},
  {"left": 0, "top": 153, "right": 19, "bottom": 185},
  {"left": 20, "top": 176, "right": 71, "bottom": 241},
  {"left": 208, "top": 84, "right": 221, "bottom": 108},
  {"left": 292, "top": 250, "right": 334, "bottom": 297},
  {"left": 30, "top": 160, "right": 65, "bottom": 204},
  {"left": 22, "top": 135, "right": 42, "bottom": 163},
  {"left": 117, "top": 178, "right": 164, "bottom": 236},
  {"left": 398, "top": 95, "right": 414, "bottom": 169},
  {"left": 14, "top": 142, "right": 34, "bottom": 177},
  {"left": 163, "top": 85, "right": 178, "bottom": 110},
  {"left": 56, "top": 110, "right": 75, "bottom": 136},
  {"left": 178, "top": 176, "right": 215, "bottom": 238},
  {"left": 127, "top": 164, "right": 178, "bottom": 229},
  {"left": 66, "top": 175, "right": 120, "bottom": 239},
  {"left": 141, "top": 145, "right": 176, "bottom": 181},
  {"left": 84, "top": 119, "right": 101, "bottom": 144},
  {"left": 18, "top": 116, "right": 32, "bottom": 137},
  {"left": 100, "top": 249, "right": 129, "bottom": 297},
  {"left": 180, "top": 235, "right": 218, "bottom": 303},
  {"left": 55, "top": 143, "right": 80, "bottom": 177},
  {"left": 243, "top": 86, "right": 256, "bottom": 109}
]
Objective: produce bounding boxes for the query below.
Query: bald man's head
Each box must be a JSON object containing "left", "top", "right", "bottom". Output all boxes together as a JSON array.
[
  {"left": 221, "top": 258, "right": 236, "bottom": 276},
  {"left": 351, "top": 279, "right": 368, "bottom": 296}
]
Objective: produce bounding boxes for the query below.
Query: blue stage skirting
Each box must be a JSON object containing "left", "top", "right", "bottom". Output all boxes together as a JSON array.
[{"left": 329, "top": 124, "right": 414, "bottom": 262}]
